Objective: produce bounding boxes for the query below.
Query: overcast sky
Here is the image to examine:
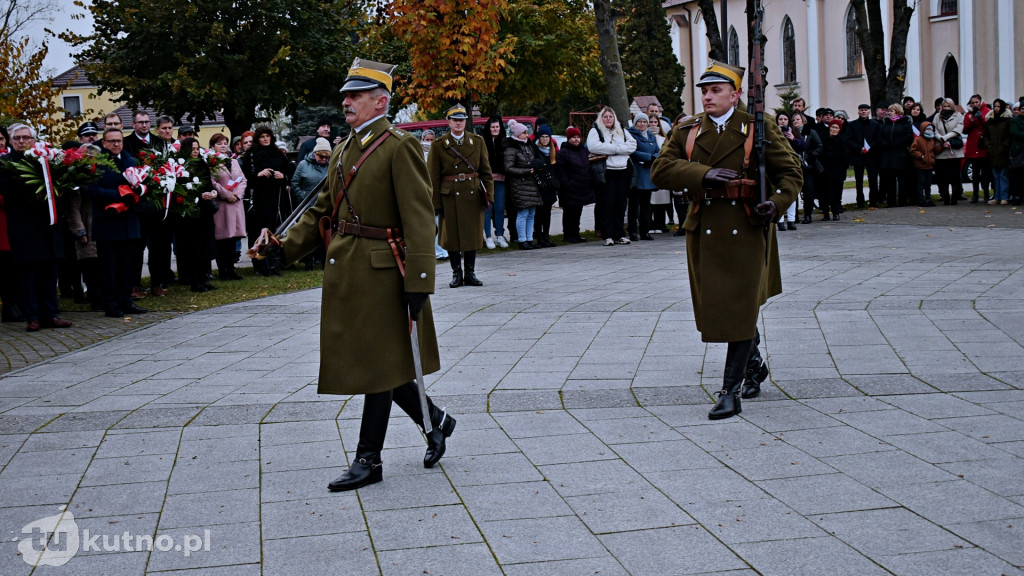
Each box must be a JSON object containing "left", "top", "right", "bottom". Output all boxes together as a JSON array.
[{"left": 21, "top": 0, "right": 93, "bottom": 77}]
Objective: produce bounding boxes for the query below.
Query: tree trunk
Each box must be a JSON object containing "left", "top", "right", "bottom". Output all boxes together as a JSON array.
[
  {"left": 696, "top": 0, "right": 726, "bottom": 62},
  {"left": 593, "top": 0, "right": 631, "bottom": 122},
  {"left": 223, "top": 103, "right": 257, "bottom": 140},
  {"left": 852, "top": 0, "right": 914, "bottom": 108}
]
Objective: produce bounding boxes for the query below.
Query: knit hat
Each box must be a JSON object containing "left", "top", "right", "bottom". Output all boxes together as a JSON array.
[
  {"left": 537, "top": 125, "right": 552, "bottom": 137},
  {"left": 633, "top": 112, "right": 650, "bottom": 126},
  {"left": 313, "top": 137, "right": 331, "bottom": 154},
  {"left": 565, "top": 126, "right": 581, "bottom": 139},
  {"left": 509, "top": 121, "right": 528, "bottom": 138}
]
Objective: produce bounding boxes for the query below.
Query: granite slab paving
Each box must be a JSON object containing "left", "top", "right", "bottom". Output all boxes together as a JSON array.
[{"left": 2, "top": 216, "right": 1024, "bottom": 574}]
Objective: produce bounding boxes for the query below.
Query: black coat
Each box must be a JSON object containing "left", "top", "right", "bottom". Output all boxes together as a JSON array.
[
  {"left": 820, "top": 134, "right": 850, "bottom": 183},
  {"left": 1, "top": 150, "right": 65, "bottom": 263},
  {"left": 878, "top": 116, "right": 915, "bottom": 171},
  {"left": 554, "top": 142, "right": 595, "bottom": 207},
  {"left": 87, "top": 149, "right": 140, "bottom": 242},
  {"left": 241, "top": 145, "right": 294, "bottom": 229},
  {"left": 844, "top": 118, "right": 881, "bottom": 165}
]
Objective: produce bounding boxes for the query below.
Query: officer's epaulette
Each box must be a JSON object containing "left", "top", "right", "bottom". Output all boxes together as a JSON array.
[
  {"left": 676, "top": 116, "right": 702, "bottom": 131},
  {"left": 388, "top": 126, "right": 407, "bottom": 138}
]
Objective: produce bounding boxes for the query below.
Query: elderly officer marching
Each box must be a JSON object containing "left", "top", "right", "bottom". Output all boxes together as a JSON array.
[
  {"left": 651, "top": 60, "right": 802, "bottom": 420},
  {"left": 428, "top": 104, "right": 494, "bottom": 288},
  {"left": 250, "top": 58, "right": 456, "bottom": 491}
]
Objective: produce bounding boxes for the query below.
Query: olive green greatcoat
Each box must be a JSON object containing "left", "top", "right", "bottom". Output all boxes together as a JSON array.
[
  {"left": 651, "top": 110, "right": 802, "bottom": 342},
  {"left": 428, "top": 133, "right": 494, "bottom": 252},
  {"left": 280, "top": 116, "right": 440, "bottom": 395}
]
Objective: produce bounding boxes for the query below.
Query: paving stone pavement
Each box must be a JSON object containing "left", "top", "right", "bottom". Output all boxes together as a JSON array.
[{"left": 2, "top": 215, "right": 1024, "bottom": 575}]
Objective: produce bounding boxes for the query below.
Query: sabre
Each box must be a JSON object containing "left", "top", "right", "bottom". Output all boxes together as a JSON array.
[
  {"left": 409, "top": 317, "right": 433, "bottom": 434},
  {"left": 274, "top": 175, "right": 327, "bottom": 239}
]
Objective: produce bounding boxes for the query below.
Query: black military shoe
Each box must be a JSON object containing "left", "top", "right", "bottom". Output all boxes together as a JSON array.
[
  {"left": 464, "top": 271, "right": 483, "bottom": 287},
  {"left": 328, "top": 457, "right": 383, "bottom": 492},
  {"left": 449, "top": 269, "right": 464, "bottom": 288},
  {"left": 424, "top": 408, "right": 457, "bottom": 468},
  {"left": 708, "top": 391, "right": 741, "bottom": 420},
  {"left": 741, "top": 359, "right": 770, "bottom": 399}
]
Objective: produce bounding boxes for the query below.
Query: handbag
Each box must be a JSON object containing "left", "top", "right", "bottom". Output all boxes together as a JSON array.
[
  {"left": 589, "top": 154, "right": 608, "bottom": 184},
  {"left": 948, "top": 135, "right": 964, "bottom": 150}
]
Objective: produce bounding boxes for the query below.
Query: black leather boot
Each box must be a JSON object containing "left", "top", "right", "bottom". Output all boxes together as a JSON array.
[
  {"left": 449, "top": 252, "right": 464, "bottom": 288},
  {"left": 328, "top": 454, "right": 382, "bottom": 491},
  {"left": 424, "top": 406, "right": 457, "bottom": 468},
  {"left": 709, "top": 339, "right": 754, "bottom": 420},
  {"left": 741, "top": 329, "right": 770, "bottom": 399},
  {"left": 463, "top": 251, "right": 482, "bottom": 286}
]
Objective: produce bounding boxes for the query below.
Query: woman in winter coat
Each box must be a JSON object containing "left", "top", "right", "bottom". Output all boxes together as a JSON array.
[
  {"left": 553, "top": 126, "right": 595, "bottom": 242},
  {"left": 983, "top": 99, "right": 1013, "bottom": 205},
  {"left": 532, "top": 125, "right": 559, "bottom": 247},
  {"left": 932, "top": 98, "right": 965, "bottom": 205},
  {"left": 877, "top": 104, "right": 915, "bottom": 207},
  {"left": 482, "top": 116, "right": 510, "bottom": 247},
  {"left": 175, "top": 138, "right": 218, "bottom": 292},
  {"left": 209, "top": 133, "right": 247, "bottom": 280},
  {"left": 503, "top": 121, "right": 545, "bottom": 250},
  {"left": 963, "top": 96, "right": 992, "bottom": 203},
  {"left": 1009, "top": 99, "right": 1024, "bottom": 207},
  {"left": 241, "top": 125, "right": 293, "bottom": 275},
  {"left": 909, "top": 121, "right": 942, "bottom": 206},
  {"left": 791, "top": 113, "right": 821, "bottom": 223},
  {"left": 626, "top": 113, "right": 658, "bottom": 241},
  {"left": 647, "top": 121, "right": 673, "bottom": 232},
  {"left": 818, "top": 120, "right": 849, "bottom": 220},
  {"left": 587, "top": 106, "right": 636, "bottom": 245},
  {"left": 290, "top": 138, "right": 330, "bottom": 207},
  {"left": 776, "top": 111, "right": 806, "bottom": 230}
]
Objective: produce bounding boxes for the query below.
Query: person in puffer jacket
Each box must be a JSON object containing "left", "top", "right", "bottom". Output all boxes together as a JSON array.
[{"left": 504, "top": 121, "right": 545, "bottom": 250}]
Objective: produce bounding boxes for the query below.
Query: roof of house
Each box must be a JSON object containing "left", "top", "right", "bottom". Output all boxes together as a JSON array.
[
  {"left": 53, "top": 65, "right": 226, "bottom": 127},
  {"left": 632, "top": 96, "right": 663, "bottom": 109}
]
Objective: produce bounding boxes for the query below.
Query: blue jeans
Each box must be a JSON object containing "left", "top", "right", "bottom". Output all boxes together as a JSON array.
[
  {"left": 483, "top": 181, "right": 506, "bottom": 238},
  {"left": 434, "top": 214, "right": 448, "bottom": 259},
  {"left": 992, "top": 167, "right": 1010, "bottom": 201},
  {"left": 516, "top": 207, "right": 535, "bottom": 243}
]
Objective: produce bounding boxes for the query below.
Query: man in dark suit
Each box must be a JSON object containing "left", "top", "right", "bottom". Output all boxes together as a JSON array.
[
  {"left": 845, "top": 104, "right": 881, "bottom": 208},
  {"left": 651, "top": 61, "right": 803, "bottom": 420},
  {"left": 123, "top": 110, "right": 157, "bottom": 159}
]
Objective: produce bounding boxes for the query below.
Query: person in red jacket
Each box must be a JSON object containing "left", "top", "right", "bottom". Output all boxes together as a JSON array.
[{"left": 963, "top": 94, "right": 992, "bottom": 203}]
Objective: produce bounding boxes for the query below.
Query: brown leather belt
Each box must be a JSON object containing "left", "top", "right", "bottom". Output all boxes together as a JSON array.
[
  {"left": 442, "top": 172, "right": 479, "bottom": 182},
  {"left": 683, "top": 179, "right": 757, "bottom": 203},
  {"left": 335, "top": 220, "right": 399, "bottom": 240}
]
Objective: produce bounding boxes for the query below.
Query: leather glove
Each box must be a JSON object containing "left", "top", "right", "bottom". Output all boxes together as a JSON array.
[
  {"left": 405, "top": 292, "right": 429, "bottom": 319},
  {"left": 702, "top": 168, "right": 739, "bottom": 188},
  {"left": 754, "top": 201, "right": 778, "bottom": 223}
]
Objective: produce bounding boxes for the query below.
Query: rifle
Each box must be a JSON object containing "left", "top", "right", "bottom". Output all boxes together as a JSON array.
[{"left": 748, "top": 0, "right": 770, "bottom": 264}]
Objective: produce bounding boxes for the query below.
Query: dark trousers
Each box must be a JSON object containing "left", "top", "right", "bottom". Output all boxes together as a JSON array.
[
  {"left": 79, "top": 257, "right": 104, "bottom": 309},
  {"left": 177, "top": 215, "right": 215, "bottom": 287},
  {"left": 598, "top": 169, "right": 629, "bottom": 240},
  {"left": 58, "top": 232, "right": 82, "bottom": 300},
  {"left": 16, "top": 260, "right": 59, "bottom": 322},
  {"left": 967, "top": 157, "right": 992, "bottom": 197},
  {"left": 356, "top": 382, "right": 435, "bottom": 458},
  {"left": 1011, "top": 167, "right": 1024, "bottom": 205},
  {"left": 0, "top": 251, "right": 22, "bottom": 317},
  {"left": 672, "top": 195, "right": 689, "bottom": 226},
  {"left": 216, "top": 238, "right": 242, "bottom": 277},
  {"left": 880, "top": 169, "right": 901, "bottom": 206},
  {"left": 535, "top": 204, "right": 552, "bottom": 239},
  {"left": 916, "top": 169, "right": 934, "bottom": 205},
  {"left": 97, "top": 240, "right": 135, "bottom": 313},
  {"left": 852, "top": 160, "right": 879, "bottom": 206},
  {"left": 899, "top": 165, "right": 917, "bottom": 206},
  {"left": 801, "top": 170, "right": 818, "bottom": 219},
  {"left": 627, "top": 188, "right": 653, "bottom": 236},
  {"left": 934, "top": 158, "right": 964, "bottom": 202},
  {"left": 561, "top": 204, "right": 584, "bottom": 240},
  {"left": 135, "top": 213, "right": 174, "bottom": 289}
]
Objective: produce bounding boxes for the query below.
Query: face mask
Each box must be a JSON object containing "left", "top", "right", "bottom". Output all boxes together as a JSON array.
[
  {"left": 923, "top": 129, "right": 935, "bottom": 138},
  {"left": 940, "top": 109, "right": 953, "bottom": 119}
]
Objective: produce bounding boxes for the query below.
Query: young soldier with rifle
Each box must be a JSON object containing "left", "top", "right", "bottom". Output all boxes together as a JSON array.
[{"left": 651, "top": 3, "right": 802, "bottom": 420}]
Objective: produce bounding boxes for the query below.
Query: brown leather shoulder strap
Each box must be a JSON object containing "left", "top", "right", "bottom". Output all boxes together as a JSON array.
[
  {"left": 740, "top": 122, "right": 755, "bottom": 176},
  {"left": 685, "top": 123, "right": 700, "bottom": 160},
  {"left": 331, "top": 131, "right": 392, "bottom": 222}
]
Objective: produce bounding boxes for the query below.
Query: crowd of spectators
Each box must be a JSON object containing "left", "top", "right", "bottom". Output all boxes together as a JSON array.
[
  {"left": 777, "top": 94, "right": 1024, "bottom": 226},
  {"left": 6, "top": 93, "right": 1022, "bottom": 330}
]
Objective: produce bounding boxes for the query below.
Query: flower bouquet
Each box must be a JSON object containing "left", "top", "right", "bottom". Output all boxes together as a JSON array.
[
  {"left": 200, "top": 148, "right": 233, "bottom": 177},
  {"left": 147, "top": 158, "right": 204, "bottom": 219},
  {"left": 0, "top": 142, "right": 117, "bottom": 224}
]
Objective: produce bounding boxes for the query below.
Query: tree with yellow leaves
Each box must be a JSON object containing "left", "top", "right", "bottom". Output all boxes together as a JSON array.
[
  {"left": 1, "top": 31, "right": 79, "bottom": 141},
  {"left": 388, "top": 0, "right": 516, "bottom": 113}
]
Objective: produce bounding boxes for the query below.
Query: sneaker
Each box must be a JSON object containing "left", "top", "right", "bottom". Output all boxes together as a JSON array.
[
  {"left": 494, "top": 236, "right": 508, "bottom": 248},
  {"left": 987, "top": 199, "right": 997, "bottom": 205},
  {"left": 1000, "top": 200, "right": 1008, "bottom": 205},
  {"left": 616, "top": 237, "right": 631, "bottom": 245},
  {"left": 485, "top": 236, "right": 496, "bottom": 249},
  {"left": 603, "top": 238, "right": 615, "bottom": 246}
]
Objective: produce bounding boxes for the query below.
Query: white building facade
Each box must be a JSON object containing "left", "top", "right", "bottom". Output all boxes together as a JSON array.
[{"left": 663, "top": 0, "right": 1024, "bottom": 116}]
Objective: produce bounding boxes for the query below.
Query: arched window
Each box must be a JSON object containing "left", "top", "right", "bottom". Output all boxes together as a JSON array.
[
  {"left": 782, "top": 16, "right": 796, "bottom": 84},
  {"left": 728, "top": 27, "right": 740, "bottom": 67},
  {"left": 942, "top": 54, "right": 959, "bottom": 103},
  {"left": 845, "top": 4, "right": 863, "bottom": 76}
]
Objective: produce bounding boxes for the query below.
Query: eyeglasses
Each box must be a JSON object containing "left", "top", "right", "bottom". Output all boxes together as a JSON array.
[
  {"left": 105, "top": 139, "right": 124, "bottom": 144},
  {"left": 11, "top": 135, "right": 34, "bottom": 141},
  {"left": 134, "top": 120, "right": 150, "bottom": 125}
]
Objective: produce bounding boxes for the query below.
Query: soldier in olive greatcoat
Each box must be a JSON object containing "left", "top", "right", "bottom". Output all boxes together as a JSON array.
[
  {"left": 651, "top": 61, "right": 802, "bottom": 420},
  {"left": 428, "top": 104, "right": 494, "bottom": 287},
  {"left": 250, "top": 58, "right": 456, "bottom": 491}
]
